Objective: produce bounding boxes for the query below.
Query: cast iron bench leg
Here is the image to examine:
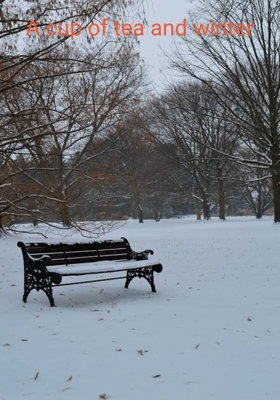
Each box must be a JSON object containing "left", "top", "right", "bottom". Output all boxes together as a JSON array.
[
  {"left": 23, "top": 273, "right": 55, "bottom": 307},
  {"left": 23, "top": 288, "right": 31, "bottom": 303},
  {"left": 125, "top": 268, "right": 156, "bottom": 292},
  {"left": 43, "top": 286, "right": 56, "bottom": 307}
]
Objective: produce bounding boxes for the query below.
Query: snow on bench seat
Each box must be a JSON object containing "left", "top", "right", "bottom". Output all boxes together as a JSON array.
[{"left": 47, "top": 259, "right": 161, "bottom": 276}]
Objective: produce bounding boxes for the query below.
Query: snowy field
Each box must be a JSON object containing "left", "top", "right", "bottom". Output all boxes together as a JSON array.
[{"left": 1, "top": 217, "right": 280, "bottom": 400}]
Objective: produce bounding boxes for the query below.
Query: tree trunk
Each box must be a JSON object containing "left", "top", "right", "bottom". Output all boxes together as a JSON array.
[
  {"left": 218, "top": 178, "right": 226, "bottom": 220},
  {"left": 256, "top": 210, "right": 262, "bottom": 219},
  {"left": 153, "top": 203, "right": 162, "bottom": 222},
  {"left": 271, "top": 169, "right": 280, "bottom": 223},
  {"left": 59, "top": 203, "right": 72, "bottom": 227},
  {"left": 154, "top": 208, "right": 159, "bottom": 221},
  {"left": 203, "top": 201, "right": 211, "bottom": 220},
  {"left": 138, "top": 204, "right": 144, "bottom": 223},
  {"left": 256, "top": 184, "right": 262, "bottom": 219},
  {"left": 0, "top": 216, "right": 7, "bottom": 236}
]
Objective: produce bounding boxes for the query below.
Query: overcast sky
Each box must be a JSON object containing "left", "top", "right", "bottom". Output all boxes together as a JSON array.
[{"left": 139, "top": 0, "right": 193, "bottom": 91}]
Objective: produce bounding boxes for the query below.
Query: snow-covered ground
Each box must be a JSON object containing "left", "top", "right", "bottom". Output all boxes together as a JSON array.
[{"left": 1, "top": 217, "right": 280, "bottom": 400}]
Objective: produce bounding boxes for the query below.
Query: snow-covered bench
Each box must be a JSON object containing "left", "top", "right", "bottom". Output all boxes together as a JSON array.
[{"left": 17, "top": 238, "right": 163, "bottom": 307}]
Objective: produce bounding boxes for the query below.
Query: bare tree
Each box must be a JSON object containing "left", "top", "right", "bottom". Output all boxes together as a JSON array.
[
  {"left": 100, "top": 109, "right": 179, "bottom": 222},
  {"left": 170, "top": 0, "right": 280, "bottom": 222},
  {"left": 237, "top": 154, "right": 273, "bottom": 218},
  {"left": 1, "top": 45, "right": 144, "bottom": 229},
  {"left": 149, "top": 82, "right": 239, "bottom": 220},
  {"left": 0, "top": 0, "right": 146, "bottom": 235}
]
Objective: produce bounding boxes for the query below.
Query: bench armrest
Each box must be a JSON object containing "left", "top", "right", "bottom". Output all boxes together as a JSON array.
[
  {"left": 121, "top": 237, "right": 154, "bottom": 260},
  {"left": 17, "top": 241, "right": 61, "bottom": 284},
  {"left": 131, "top": 249, "right": 154, "bottom": 260},
  {"left": 18, "top": 241, "right": 51, "bottom": 266}
]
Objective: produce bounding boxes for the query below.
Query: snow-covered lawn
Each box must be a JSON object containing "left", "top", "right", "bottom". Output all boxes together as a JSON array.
[{"left": 1, "top": 217, "right": 280, "bottom": 400}]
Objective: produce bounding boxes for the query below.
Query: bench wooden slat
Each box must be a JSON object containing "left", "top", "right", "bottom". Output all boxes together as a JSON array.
[
  {"left": 30, "top": 251, "right": 128, "bottom": 257},
  {"left": 49, "top": 254, "right": 129, "bottom": 265},
  {"left": 30, "top": 249, "right": 128, "bottom": 259},
  {"left": 26, "top": 241, "right": 127, "bottom": 254}
]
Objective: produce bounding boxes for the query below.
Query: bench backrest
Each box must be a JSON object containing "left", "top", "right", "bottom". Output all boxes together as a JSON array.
[{"left": 22, "top": 239, "right": 132, "bottom": 266}]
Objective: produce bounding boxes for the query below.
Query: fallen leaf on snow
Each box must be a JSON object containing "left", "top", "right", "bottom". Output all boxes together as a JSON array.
[{"left": 99, "top": 394, "right": 108, "bottom": 399}]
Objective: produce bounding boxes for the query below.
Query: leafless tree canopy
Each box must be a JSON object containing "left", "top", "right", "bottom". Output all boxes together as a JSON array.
[
  {"left": 0, "top": 0, "right": 146, "bottom": 235},
  {"left": 168, "top": 0, "right": 280, "bottom": 222}
]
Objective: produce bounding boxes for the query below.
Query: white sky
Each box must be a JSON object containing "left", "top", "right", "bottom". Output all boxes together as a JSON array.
[{"left": 139, "top": 0, "right": 193, "bottom": 91}]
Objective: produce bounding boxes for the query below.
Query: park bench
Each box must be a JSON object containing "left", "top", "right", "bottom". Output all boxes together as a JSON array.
[{"left": 17, "top": 238, "right": 163, "bottom": 307}]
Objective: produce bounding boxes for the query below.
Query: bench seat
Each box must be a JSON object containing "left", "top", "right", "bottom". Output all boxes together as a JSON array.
[{"left": 47, "top": 259, "right": 162, "bottom": 276}]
